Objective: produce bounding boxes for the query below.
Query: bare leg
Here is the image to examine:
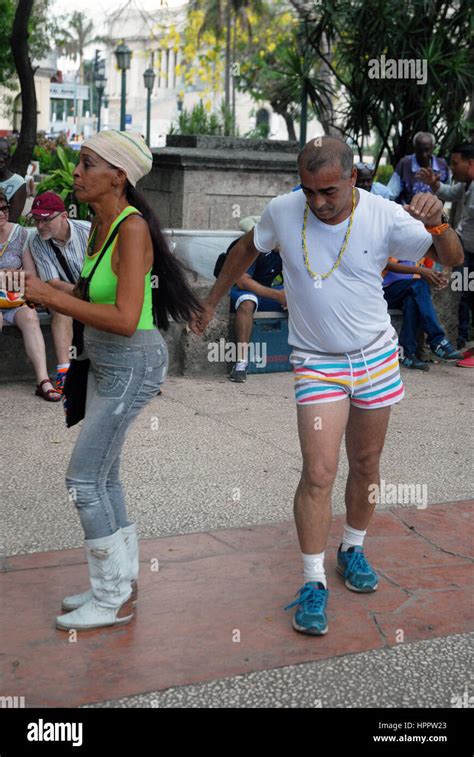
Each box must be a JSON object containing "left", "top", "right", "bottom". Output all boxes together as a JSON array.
[
  {"left": 234, "top": 300, "right": 255, "bottom": 362},
  {"left": 14, "top": 306, "right": 56, "bottom": 392},
  {"left": 294, "top": 399, "right": 350, "bottom": 554},
  {"left": 51, "top": 311, "right": 73, "bottom": 365},
  {"left": 344, "top": 405, "right": 392, "bottom": 530}
]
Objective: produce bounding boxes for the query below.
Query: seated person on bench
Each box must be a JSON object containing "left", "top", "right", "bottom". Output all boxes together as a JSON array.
[
  {"left": 382, "top": 256, "right": 462, "bottom": 370},
  {"left": 28, "top": 192, "right": 90, "bottom": 393},
  {"left": 226, "top": 217, "right": 286, "bottom": 382}
]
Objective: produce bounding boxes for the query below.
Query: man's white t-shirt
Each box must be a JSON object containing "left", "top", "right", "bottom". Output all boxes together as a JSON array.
[{"left": 253, "top": 188, "right": 433, "bottom": 353}]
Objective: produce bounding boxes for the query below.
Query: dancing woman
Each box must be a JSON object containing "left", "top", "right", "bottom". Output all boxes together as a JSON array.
[{"left": 25, "top": 131, "right": 202, "bottom": 631}]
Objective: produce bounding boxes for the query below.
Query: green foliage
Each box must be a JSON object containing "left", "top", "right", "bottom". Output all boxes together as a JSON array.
[
  {"left": 232, "top": 3, "right": 316, "bottom": 140},
  {"left": 0, "top": 0, "right": 61, "bottom": 90},
  {"left": 0, "top": 0, "right": 16, "bottom": 87},
  {"left": 34, "top": 132, "right": 79, "bottom": 173},
  {"left": 291, "top": 0, "right": 474, "bottom": 164},
  {"left": 244, "top": 122, "right": 270, "bottom": 139},
  {"left": 190, "top": 0, "right": 265, "bottom": 42},
  {"left": 55, "top": 11, "right": 94, "bottom": 62},
  {"left": 375, "top": 164, "right": 394, "bottom": 186},
  {"left": 219, "top": 102, "right": 238, "bottom": 136},
  {"left": 169, "top": 100, "right": 238, "bottom": 136},
  {"left": 36, "top": 144, "right": 88, "bottom": 220},
  {"left": 34, "top": 146, "right": 57, "bottom": 174},
  {"left": 17, "top": 214, "right": 35, "bottom": 227}
]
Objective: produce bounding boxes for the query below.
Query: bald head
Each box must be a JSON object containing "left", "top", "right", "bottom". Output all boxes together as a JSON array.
[{"left": 298, "top": 136, "right": 353, "bottom": 178}]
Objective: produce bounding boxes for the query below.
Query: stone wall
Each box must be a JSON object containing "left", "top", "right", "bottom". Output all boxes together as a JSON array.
[{"left": 139, "top": 135, "right": 301, "bottom": 230}]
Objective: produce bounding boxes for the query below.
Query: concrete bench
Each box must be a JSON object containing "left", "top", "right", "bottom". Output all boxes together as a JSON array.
[
  {"left": 0, "top": 219, "right": 440, "bottom": 381},
  {"left": 0, "top": 289, "right": 405, "bottom": 383}
]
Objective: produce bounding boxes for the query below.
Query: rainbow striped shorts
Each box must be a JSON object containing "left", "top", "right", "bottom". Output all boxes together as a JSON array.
[{"left": 290, "top": 327, "right": 405, "bottom": 409}]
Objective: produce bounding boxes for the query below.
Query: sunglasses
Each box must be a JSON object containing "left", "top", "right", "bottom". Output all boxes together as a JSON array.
[
  {"left": 355, "top": 162, "right": 375, "bottom": 171},
  {"left": 0, "top": 204, "right": 10, "bottom": 215},
  {"left": 33, "top": 212, "right": 62, "bottom": 225}
]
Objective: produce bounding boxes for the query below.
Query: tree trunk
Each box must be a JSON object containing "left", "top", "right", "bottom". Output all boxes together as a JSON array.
[
  {"left": 284, "top": 113, "right": 297, "bottom": 142},
  {"left": 9, "top": 0, "right": 36, "bottom": 176},
  {"left": 231, "top": 13, "right": 236, "bottom": 136},
  {"left": 224, "top": 0, "right": 231, "bottom": 133},
  {"left": 271, "top": 102, "right": 297, "bottom": 141}
]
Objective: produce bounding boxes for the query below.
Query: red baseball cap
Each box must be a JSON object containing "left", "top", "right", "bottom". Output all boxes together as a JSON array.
[{"left": 30, "top": 192, "right": 66, "bottom": 218}]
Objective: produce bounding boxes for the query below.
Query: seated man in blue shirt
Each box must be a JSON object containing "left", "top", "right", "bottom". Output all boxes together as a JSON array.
[
  {"left": 382, "top": 257, "right": 462, "bottom": 369},
  {"left": 226, "top": 223, "right": 286, "bottom": 382}
]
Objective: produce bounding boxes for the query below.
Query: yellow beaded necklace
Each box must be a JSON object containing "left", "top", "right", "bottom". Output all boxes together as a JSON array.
[
  {"left": 0, "top": 226, "right": 14, "bottom": 258},
  {"left": 302, "top": 186, "right": 356, "bottom": 282}
]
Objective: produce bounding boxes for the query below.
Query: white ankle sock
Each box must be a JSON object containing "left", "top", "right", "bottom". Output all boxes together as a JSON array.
[
  {"left": 302, "top": 551, "right": 326, "bottom": 587},
  {"left": 235, "top": 360, "right": 248, "bottom": 370},
  {"left": 341, "top": 523, "right": 367, "bottom": 551}
]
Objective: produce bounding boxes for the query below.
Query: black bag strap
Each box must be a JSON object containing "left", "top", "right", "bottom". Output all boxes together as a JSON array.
[
  {"left": 48, "top": 240, "right": 76, "bottom": 284},
  {"left": 81, "top": 209, "right": 143, "bottom": 294}
]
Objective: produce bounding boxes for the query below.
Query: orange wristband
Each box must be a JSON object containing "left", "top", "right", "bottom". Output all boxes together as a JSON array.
[{"left": 425, "top": 223, "right": 450, "bottom": 235}]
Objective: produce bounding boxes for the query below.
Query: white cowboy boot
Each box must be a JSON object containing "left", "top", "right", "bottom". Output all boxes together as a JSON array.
[
  {"left": 62, "top": 523, "right": 139, "bottom": 611},
  {"left": 122, "top": 522, "right": 139, "bottom": 601},
  {"left": 56, "top": 529, "right": 134, "bottom": 631}
]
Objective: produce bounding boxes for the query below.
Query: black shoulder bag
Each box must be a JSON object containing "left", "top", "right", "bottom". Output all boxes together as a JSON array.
[
  {"left": 63, "top": 214, "right": 141, "bottom": 427},
  {"left": 213, "top": 251, "right": 228, "bottom": 278},
  {"left": 48, "top": 240, "right": 77, "bottom": 285}
]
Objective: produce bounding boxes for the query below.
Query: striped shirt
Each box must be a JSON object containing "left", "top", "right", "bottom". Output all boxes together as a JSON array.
[{"left": 29, "top": 220, "right": 91, "bottom": 283}]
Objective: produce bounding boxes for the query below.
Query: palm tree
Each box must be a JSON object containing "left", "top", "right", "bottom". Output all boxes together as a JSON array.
[
  {"left": 190, "top": 0, "right": 265, "bottom": 134},
  {"left": 56, "top": 11, "right": 96, "bottom": 84}
]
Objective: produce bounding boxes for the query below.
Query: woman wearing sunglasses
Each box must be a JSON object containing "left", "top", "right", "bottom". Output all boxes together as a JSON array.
[{"left": 0, "top": 188, "right": 61, "bottom": 401}]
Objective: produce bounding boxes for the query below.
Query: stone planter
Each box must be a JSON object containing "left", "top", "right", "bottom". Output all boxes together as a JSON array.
[{"left": 139, "top": 135, "right": 300, "bottom": 230}]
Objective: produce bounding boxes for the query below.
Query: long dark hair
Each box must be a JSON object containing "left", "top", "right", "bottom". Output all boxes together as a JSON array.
[{"left": 126, "top": 183, "right": 203, "bottom": 330}]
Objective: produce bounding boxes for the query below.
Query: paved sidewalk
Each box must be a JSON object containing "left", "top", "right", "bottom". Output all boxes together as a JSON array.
[
  {"left": 3, "top": 501, "right": 472, "bottom": 707},
  {"left": 2, "top": 361, "right": 472, "bottom": 556},
  {"left": 1, "top": 362, "right": 473, "bottom": 707}
]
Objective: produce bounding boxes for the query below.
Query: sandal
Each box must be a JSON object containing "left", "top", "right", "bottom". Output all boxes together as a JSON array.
[{"left": 35, "top": 378, "right": 62, "bottom": 402}]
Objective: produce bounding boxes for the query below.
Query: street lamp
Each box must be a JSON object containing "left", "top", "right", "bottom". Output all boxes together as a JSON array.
[
  {"left": 300, "top": 80, "right": 308, "bottom": 147},
  {"left": 115, "top": 42, "right": 132, "bottom": 131},
  {"left": 94, "top": 71, "right": 107, "bottom": 132},
  {"left": 143, "top": 65, "right": 156, "bottom": 146}
]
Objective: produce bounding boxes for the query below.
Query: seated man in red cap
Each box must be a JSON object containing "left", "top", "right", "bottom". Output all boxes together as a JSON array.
[{"left": 28, "top": 192, "right": 91, "bottom": 392}]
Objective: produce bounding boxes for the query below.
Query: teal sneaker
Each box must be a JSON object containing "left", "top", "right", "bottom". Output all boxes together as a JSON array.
[
  {"left": 284, "top": 581, "right": 328, "bottom": 635},
  {"left": 337, "top": 545, "right": 378, "bottom": 592},
  {"left": 431, "top": 339, "right": 463, "bottom": 361}
]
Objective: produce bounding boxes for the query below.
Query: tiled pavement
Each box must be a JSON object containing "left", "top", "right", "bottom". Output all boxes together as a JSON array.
[{"left": 3, "top": 501, "right": 472, "bottom": 708}]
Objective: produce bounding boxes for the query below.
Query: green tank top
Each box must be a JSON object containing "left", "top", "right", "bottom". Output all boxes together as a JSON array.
[{"left": 81, "top": 205, "right": 155, "bottom": 330}]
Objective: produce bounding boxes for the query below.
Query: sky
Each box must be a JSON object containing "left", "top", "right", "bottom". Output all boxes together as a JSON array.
[
  {"left": 51, "top": 0, "right": 186, "bottom": 24},
  {"left": 50, "top": 0, "right": 188, "bottom": 72},
  {"left": 52, "top": 0, "right": 112, "bottom": 25}
]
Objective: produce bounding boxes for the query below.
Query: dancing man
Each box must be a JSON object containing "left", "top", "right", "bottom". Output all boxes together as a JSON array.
[{"left": 191, "top": 137, "right": 463, "bottom": 635}]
